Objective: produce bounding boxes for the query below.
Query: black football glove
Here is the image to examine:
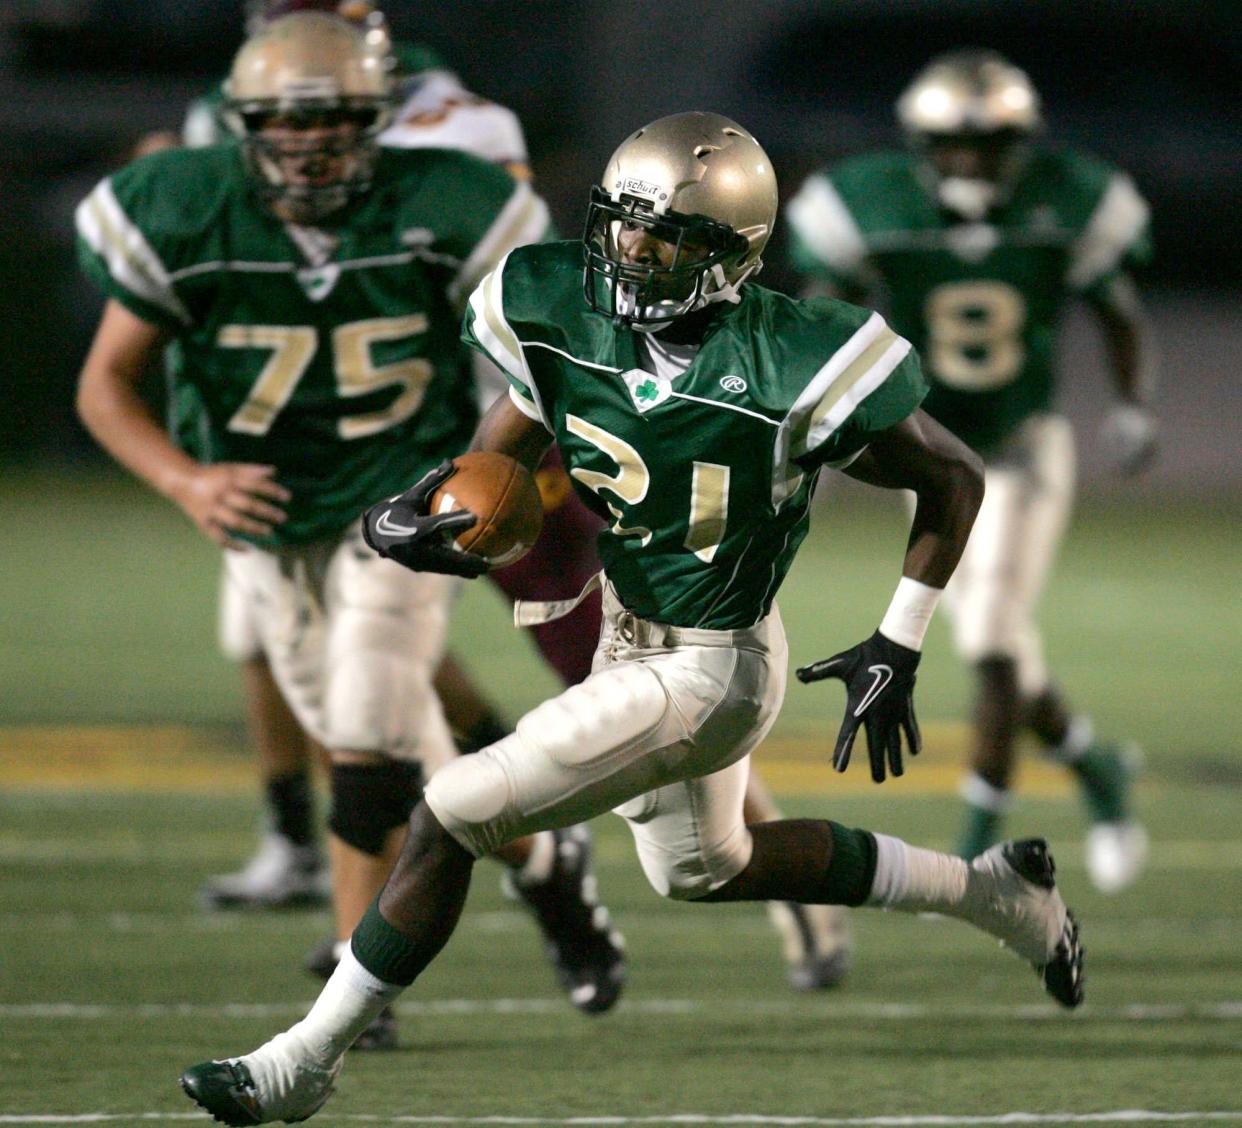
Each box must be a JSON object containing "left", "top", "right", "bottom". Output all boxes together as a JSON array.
[
  {"left": 361, "top": 460, "right": 489, "bottom": 578},
  {"left": 796, "top": 630, "right": 922, "bottom": 783}
]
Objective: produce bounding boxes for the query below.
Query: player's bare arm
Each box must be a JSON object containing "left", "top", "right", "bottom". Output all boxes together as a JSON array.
[
  {"left": 76, "top": 298, "right": 290, "bottom": 549},
  {"left": 839, "top": 408, "right": 984, "bottom": 589},
  {"left": 797, "top": 409, "right": 983, "bottom": 783},
  {"left": 1086, "top": 273, "right": 1159, "bottom": 474},
  {"left": 468, "top": 388, "right": 553, "bottom": 472}
]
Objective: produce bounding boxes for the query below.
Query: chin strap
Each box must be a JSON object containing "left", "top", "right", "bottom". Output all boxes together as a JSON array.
[{"left": 698, "top": 259, "right": 760, "bottom": 309}]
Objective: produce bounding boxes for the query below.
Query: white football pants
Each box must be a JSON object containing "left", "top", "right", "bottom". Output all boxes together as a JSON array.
[
  {"left": 219, "top": 521, "right": 458, "bottom": 769},
  {"left": 939, "top": 413, "right": 1075, "bottom": 698},
  {"left": 425, "top": 581, "right": 788, "bottom": 900}
]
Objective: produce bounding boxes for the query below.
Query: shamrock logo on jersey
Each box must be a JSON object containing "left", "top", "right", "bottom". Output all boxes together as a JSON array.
[{"left": 621, "top": 370, "right": 673, "bottom": 414}]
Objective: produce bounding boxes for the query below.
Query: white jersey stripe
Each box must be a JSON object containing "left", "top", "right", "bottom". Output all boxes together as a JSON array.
[
  {"left": 75, "top": 180, "right": 190, "bottom": 325},
  {"left": 507, "top": 384, "right": 545, "bottom": 423},
  {"left": 522, "top": 340, "right": 622, "bottom": 374},
  {"left": 785, "top": 174, "right": 869, "bottom": 277},
  {"left": 804, "top": 335, "right": 911, "bottom": 454},
  {"left": 769, "top": 312, "right": 910, "bottom": 507},
  {"left": 1067, "top": 172, "right": 1150, "bottom": 290},
  {"left": 466, "top": 260, "right": 552, "bottom": 430},
  {"left": 805, "top": 325, "right": 899, "bottom": 440},
  {"left": 468, "top": 261, "right": 524, "bottom": 377},
  {"left": 450, "top": 181, "right": 550, "bottom": 308}
]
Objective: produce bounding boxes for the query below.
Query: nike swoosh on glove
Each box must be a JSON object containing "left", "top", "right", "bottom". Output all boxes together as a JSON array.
[
  {"left": 362, "top": 460, "right": 489, "bottom": 578},
  {"left": 796, "top": 630, "right": 922, "bottom": 783}
]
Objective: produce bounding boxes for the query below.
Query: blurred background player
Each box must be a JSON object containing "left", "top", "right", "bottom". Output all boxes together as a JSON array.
[
  {"left": 786, "top": 49, "right": 1155, "bottom": 892},
  {"left": 155, "top": 0, "right": 850, "bottom": 991},
  {"left": 165, "top": 0, "right": 570, "bottom": 914},
  {"left": 74, "top": 12, "right": 626, "bottom": 1045}
]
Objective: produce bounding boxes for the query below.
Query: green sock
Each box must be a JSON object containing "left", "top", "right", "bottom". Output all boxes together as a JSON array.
[
  {"left": 351, "top": 900, "right": 425, "bottom": 987},
  {"left": 955, "top": 805, "right": 1003, "bottom": 860},
  {"left": 1073, "top": 744, "right": 1131, "bottom": 822},
  {"left": 823, "top": 822, "right": 878, "bottom": 906}
]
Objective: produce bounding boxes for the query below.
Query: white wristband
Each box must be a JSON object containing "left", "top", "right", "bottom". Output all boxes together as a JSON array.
[{"left": 878, "top": 577, "right": 942, "bottom": 652}]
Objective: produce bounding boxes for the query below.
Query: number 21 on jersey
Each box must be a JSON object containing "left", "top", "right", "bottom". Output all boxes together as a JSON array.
[{"left": 565, "top": 414, "right": 729, "bottom": 562}]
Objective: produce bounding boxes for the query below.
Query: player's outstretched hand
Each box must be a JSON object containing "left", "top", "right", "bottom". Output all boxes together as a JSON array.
[
  {"left": 362, "top": 461, "right": 489, "bottom": 578},
  {"left": 1100, "top": 403, "right": 1157, "bottom": 476},
  {"left": 796, "top": 630, "right": 922, "bottom": 783},
  {"left": 171, "top": 462, "right": 290, "bottom": 549}
]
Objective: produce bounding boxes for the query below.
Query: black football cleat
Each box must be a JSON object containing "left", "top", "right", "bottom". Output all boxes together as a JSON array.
[
  {"left": 971, "top": 838, "right": 1085, "bottom": 1009},
  {"left": 505, "top": 825, "right": 626, "bottom": 1014},
  {"left": 180, "top": 1060, "right": 266, "bottom": 1127}
]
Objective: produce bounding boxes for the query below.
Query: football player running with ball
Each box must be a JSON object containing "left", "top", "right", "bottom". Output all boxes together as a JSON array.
[
  {"left": 75, "top": 12, "right": 625, "bottom": 1045},
  {"left": 155, "top": 0, "right": 847, "bottom": 994},
  {"left": 182, "top": 111, "right": 1084, "bottom": 1126},
  {"left": 787, "top": 50, "right": 1154, "bottom": 890}
]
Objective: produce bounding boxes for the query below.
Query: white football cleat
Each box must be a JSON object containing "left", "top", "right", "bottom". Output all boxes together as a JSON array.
[
  {"left": 766, "top": 901, "right": 853, "bottom": 991},
  {"left": 180, "top": 1030, "right": 342, "bottom": 1126},
  {"left": 965, "top": 838, "right": 1084, "bottom": 1008},
  {"left": 200, "top": 833, "right": 331, "bottom": 911},
  {"left": 1086, "top": 820, "right": 1149, "bottom": 894}
]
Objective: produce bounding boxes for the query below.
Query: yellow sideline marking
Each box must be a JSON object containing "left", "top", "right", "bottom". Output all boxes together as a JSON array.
[
  {"left": 0, "top": 723, "right": 1071, "bottom": 797},
  {"left": 0, "top": 726, "right": 254, "bottom": 792}
]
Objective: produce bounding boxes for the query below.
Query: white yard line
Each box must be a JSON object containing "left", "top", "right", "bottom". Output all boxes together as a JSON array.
[
  {"left": 2, "top": 1000, "right": 1240, "bottom": 1021},
  {"left": 2, "top": 1110, "right": 1242, "bottom": 1125}
]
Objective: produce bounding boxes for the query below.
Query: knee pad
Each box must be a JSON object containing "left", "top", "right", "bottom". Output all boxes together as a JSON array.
[
  {"left": 327, "top": 760, "right": 423, "bottom": 856},
  {"left": 324, "top": 603, "right": 455, "bottom": 768},
  {"left": 423, "top": 743, "right": 518, "bottom": 858}
]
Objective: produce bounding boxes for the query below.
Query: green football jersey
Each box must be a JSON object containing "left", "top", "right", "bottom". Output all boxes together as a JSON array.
[
  {"left": 787, "top": 147, "right": 1151, "bottom": 452},
  {"left": 77, "top": 144, "right": 549, "bottom": 545},
  {"left": 464, "top": 241, "right": 926, "bottom": 629}
]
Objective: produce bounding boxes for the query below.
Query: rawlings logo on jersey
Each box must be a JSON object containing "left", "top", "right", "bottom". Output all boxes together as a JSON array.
[{"left": 621, "top": 369, "right": 672, "bottom": 413}]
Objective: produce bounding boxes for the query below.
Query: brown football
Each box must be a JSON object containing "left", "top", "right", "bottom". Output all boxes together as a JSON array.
[{"left": 430, "top": 451, "right": 544, "bottom": 567}]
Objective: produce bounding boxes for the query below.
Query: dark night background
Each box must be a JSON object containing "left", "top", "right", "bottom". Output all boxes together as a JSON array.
[{"left": 2, "top": 0, "right": 1238, "bottom": 493}]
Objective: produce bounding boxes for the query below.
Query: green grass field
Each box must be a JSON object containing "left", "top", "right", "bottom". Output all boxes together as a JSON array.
[{"left": 2, "top": 468, "right": 1240, "bottom": 1126}]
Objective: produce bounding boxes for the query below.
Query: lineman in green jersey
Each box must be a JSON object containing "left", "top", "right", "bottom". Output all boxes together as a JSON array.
[
  {"left": 169, "top": 0, "right": 536, "bottom": 921},
  {"left": 786, "top": 49, "right": 1155, "bottom": 892},
  {"left": 76, "top": 12, "right": 627, "bottom": 1039},
  {"left": 182, "top": 113, "right": 1084, "bottom": 1127}
]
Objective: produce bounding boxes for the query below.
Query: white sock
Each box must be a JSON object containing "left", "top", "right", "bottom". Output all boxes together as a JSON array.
[
  {"left": 1045, "top": 715, "right": 1094, "bottom": 764},
  {"left": 288, "top": 945, "right": 405, "bottom": 1063},
  {"left": 514, "top": 830, "right": 556, "bottom": 885},
  {"left": 868, "top": 834, "right": 971, "bottom": 916},
  {"left": 960, "top": 772, "right": 1013, "bottom": 813}
]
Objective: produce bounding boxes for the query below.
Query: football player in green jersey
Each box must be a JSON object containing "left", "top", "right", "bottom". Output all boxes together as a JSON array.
[
  {"left": 76, "top": 12, "right": 627, "bottom": 1042},
  {"left": 166, "top": 0, "right": 540, "bottom": 922},
  {"left": 182, "top": 112, "right": 1084, "bottom": 1126},
  {"left": 786, "top": 49, "right": 1154, "bottom": 891},
  {"left": 177, "top": 0, "right": 853, "bottom": 994}
]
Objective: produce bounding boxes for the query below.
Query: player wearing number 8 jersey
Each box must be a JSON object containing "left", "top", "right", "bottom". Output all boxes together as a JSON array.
[{"left": 787, "top": 49, "right": 1155, "bottom": 889}]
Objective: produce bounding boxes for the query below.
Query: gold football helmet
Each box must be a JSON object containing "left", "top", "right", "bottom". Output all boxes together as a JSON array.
[
  {"left": 245, "top": 0, "right": 385, "bottom": 36},
  {"left": 897, "top": 50, "right": 1041, "bottom": 220},
  {"left": 898, "top": 49, "right": 1041, "bottom": 137},
  {"left": 224, "top": 12, "right": 394, "bottom": 222},
  {"left": 583, "top": 112, "right": 778, "bottom": 328}
]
